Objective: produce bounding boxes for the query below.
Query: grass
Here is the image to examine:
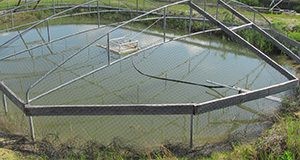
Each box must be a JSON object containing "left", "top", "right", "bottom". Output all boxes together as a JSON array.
[
  {"left": 0, "top": 0, "right": 167, "bottom": 11},
  {"left": 1, "top": 111, "right": 299, "bottom": 159},
  {"left": 0, "top": 148, "right": 20, "bottom": 160},
  {"left": 1, "top": 0, "right": 299, "bottom": 42},
  {"left": 207, "top": 117, "right": 300, "bottom": 160},
  {"left": 204, "top": 88, "right": 300, "bottom": 160},
  {"left": 263, "top": 12, "right": 300, "bottom": 41},
  {"left": 288, "top": 32, "right": 300, "bottom": 42},
  {"left": 0, "top": 1, "right": 299, "bottom": 159},
  {"left": 0, "top": 88, "right": 299, "bottom": 160}
]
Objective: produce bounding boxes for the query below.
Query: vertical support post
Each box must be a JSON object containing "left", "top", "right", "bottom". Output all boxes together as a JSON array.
[
  {"left": 18, "top": 31, "right": 33, "bottom": 58},
  {"left": 253, "top": 12, "right": 256, "bottom": 23},
  {"left": 163, "top": 8, "right": 167, "bottom": 42},
  {"left": 52, "top": 0, "right": 55, "bottom": 15},
  {"left": 136, "top": 0, "right": 139, "bottom": 13},
  {"left": 47, "top": 20, "right": 51, "bottom": 42},
  {"left": 137, "top": 85, "right": 139, "bottom": 103},
  {"left": 26, "top": 0, "right": 28, "bottom": 10},
  {"left": 216, "top": 2, "right": 219, "bottom": 19},
  {"left": 10, "top": 10, "right": 14, "bottom": 28},
  {"left": 65, "top": 39, "right": 67, "bottom": 50},
  {"left": 164, "top": 73, "right": 167, "bottom": 88},
  {"left": 203, "top": 0, "right": 206, "bottom": 11},
  {"left": 189, "top": 114, "right": 194, "bottom": 149},
  {"left": 86, "top": 33, "right": 88, "bottom": 42},
  {"left": 35, "top": 28, "right": 54, "bottom": 55},
  {"left": 2, "top": 94, "right": 8, "bottom": 114},
  {"left": 188, "top": 0, "right": 192, "bottom": 34},
  {"left": 29, "top": 116, "right": 36, "bottom": 141},
  {"left": 188, "top": 59, "right": 191, "bottom": 73},
  {"left": 97, "top": 1, "right": 100, "bottom": 28},
  {"left": 143, "top": 0, "right": 145, "bottom": 10},
  {"left": 107, "top": 33, "right": 110, "bottom": 65},
  {"left": 231, "top": 5, "right": 235, "bottom": 20}
]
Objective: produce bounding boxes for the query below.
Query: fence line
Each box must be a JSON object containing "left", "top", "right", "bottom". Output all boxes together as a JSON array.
[{"left": 0, "top": 0, "right": 299, "bottom": 148}]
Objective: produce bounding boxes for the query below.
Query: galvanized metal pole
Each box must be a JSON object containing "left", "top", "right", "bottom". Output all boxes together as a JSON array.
[
  {"left": 2, "top": 94, "right": 8, "bottom": 114},
  {"left": 202, "top": 0, "right": 206, "bottom": 31},
  {"left": 137, "top": 85, "right": 139, "bottom": 103},
  {"left": 11, "top": 10, "right": 14, "bottom": 28},
  {"left": 52, "top": 0, "right": 56, "bottom": 14},
  {"left": 97, "top": 1, "right": 100, "bottom": 28},
  {"left": 189, "top": 114, "right": 194, "bottom": 149},
  {"left": 29, "top": 116, "right": 36, "bottom": 141},
  {"left": 107, "top": 33, "right": 110, "bottom": 65},
  {"left": 35, "top": 28, "right": 54, "bottom": 55},
  {"left": 216, "top": 2, "right": 219, "bottom": 19},
  {"left": 165, "top": 73, "right": 167, "bottom": 88},
  {"left": 136, "top": 0, "right": 139, "bottom": 13},
  {"left": 18, "top": 31, "right": 33, "bottom": 58},
  {"left": 188, "top": 0, "right": 192, "bottom": 34},
  {"left": 231, "top": 5, "right": 234, "bottom": 20},
  {"left": 253, "top": 12, "right": 256, "bottom": 23},
  {"left": 188, "top": 59, "right": 191, "bottom": 73},
  {"left": 26, "top": 0, "right": 28, "bottom": 10},
  {"left": 163, "top": 8, "right": 167, "bottom": 42},
  {"left": 47, "top": 20, "right": 51, "bottom": 42}
]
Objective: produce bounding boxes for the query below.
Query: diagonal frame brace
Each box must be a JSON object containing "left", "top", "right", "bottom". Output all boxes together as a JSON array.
[
  {"left": 217, "top": 0, "right": 300, "bottom": 63},
  {"left": 189, "top": 1, "right": 296, "bottom": 80},
  {"left": 0, "top": 1, "right": 298, "bottom": 118}
]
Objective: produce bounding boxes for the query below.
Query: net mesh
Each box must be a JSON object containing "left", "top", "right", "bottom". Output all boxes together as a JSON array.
[{"left": 0, "top": 0, "right": 295, "bottom": 149}]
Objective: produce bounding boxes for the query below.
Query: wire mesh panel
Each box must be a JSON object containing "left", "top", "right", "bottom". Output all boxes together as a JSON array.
[
  {"left": 25, "top": 30, "right": 290, "bottom": 147},
  {"left": 0, "top": 92, "right": 30, "bottom": 136},
  {"left": 33, "top": 114, "right": 191, "bottom": 147},
  {"left": 193, "top": 98, "right": 280, "bottom": 146},
  {"left": 27, "top": 30, "right": 288, "bottom": 106},
  {"left": 0, "top": 0, "right": 298, "bottom": 150}
]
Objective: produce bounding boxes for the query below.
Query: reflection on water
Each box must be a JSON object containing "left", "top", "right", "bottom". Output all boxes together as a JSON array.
[{"left": 0, "top": 24, "right": 292, "bottom": 147}]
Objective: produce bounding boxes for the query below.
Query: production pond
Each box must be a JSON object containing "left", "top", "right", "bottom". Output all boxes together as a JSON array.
[{"left": 0, "top": 24, "right": 293, "bottom": 147}]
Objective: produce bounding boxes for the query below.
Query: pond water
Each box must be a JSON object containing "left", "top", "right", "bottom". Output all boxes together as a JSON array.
[{"left": 0, "top": 24, "right": 293, "bottom": 147}]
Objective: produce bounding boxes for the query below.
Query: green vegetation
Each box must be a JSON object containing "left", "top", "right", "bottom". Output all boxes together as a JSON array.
[
  {"left": 1, "top": 96, "right": 299, "bottom": 160},
  {"left": 0, "top": 1, "right": 299, "bottom": 160},
  {"left": 237, "top": 0, "right": 260, "bottom": 6},
  {"left": 237, "top": 0, "right": 300, "bottom": 12},
  {"left": 263, "top": 13, "right": 300, "bottom": 42},
  {"left": 209, "top": 118, "right": 300, "bottom": 160},
  {"left": 1, "top": 0, "right": 299, "bottom": 41},
  {"left": 208, "top": 89, "right": 300, "bottom": 160},
  {"left": 238, "top": 29, "right": 276, "bottom": 54}
]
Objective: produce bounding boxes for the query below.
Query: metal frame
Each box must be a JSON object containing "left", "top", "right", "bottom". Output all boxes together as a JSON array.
[
  {"left": 217, "top": 0, "right": 300, "bottom": 63},
  {"left": 0, "top": 0, "right": 299, "bottom": 147},
  {"left": 0, "top": 0, "right": 99, "bottom": 48},
  {"left": 225, "top": 0, "right": 300, "bottom": 54}
]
